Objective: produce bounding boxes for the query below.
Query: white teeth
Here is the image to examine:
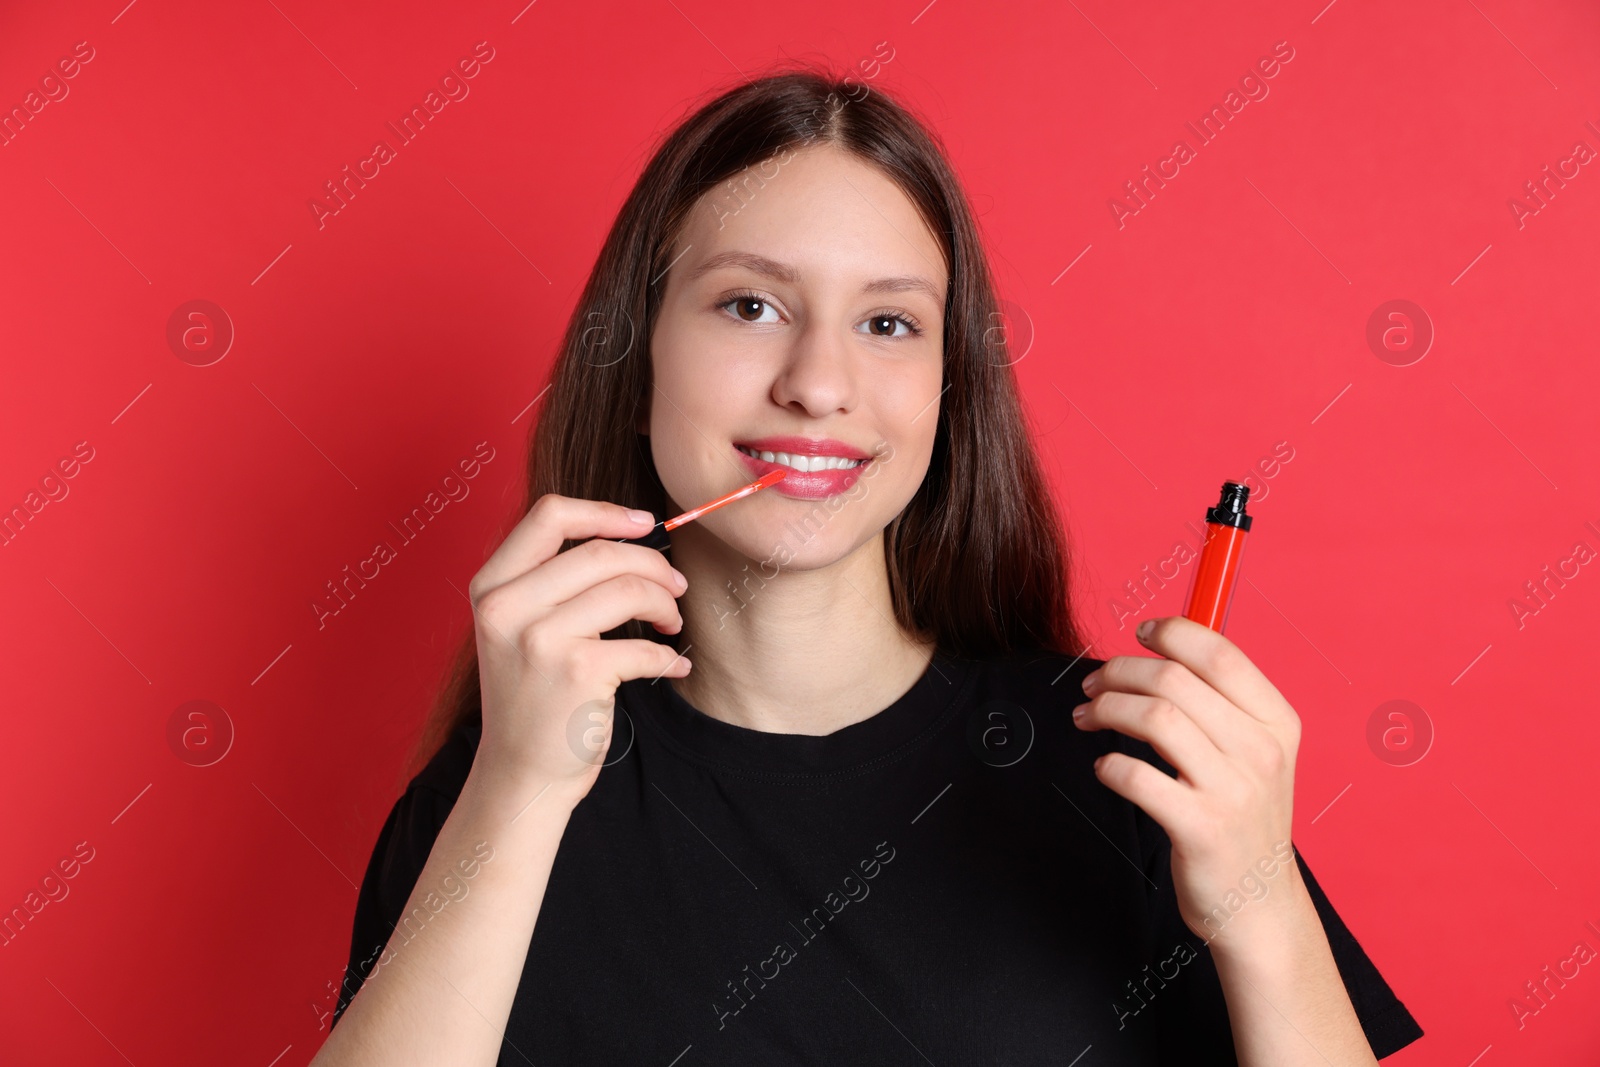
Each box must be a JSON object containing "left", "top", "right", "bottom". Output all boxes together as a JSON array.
[{"left": 737, "top": 446, "right": 864, "bottom": 472}]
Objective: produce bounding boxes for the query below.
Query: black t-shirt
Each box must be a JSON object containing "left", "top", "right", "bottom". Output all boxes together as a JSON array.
[{"left": 332, "top": 648, "right": 1423, "bottom": 1064}]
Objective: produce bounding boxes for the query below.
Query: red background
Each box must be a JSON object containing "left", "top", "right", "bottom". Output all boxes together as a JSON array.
[{"left": 2, "top": 0, "right": 1597, "bottom": 1063}]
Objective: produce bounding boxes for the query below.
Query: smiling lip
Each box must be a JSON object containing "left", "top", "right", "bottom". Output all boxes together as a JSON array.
[{"left": 731, "top": 436, "right": 874, "bottom": 499}]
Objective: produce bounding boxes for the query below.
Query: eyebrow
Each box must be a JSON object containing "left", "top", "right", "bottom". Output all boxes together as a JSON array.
[{"left": 684, "top": 250, "right": 945, "bottom": 309}]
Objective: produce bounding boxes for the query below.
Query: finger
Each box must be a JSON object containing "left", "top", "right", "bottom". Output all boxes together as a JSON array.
[
  {"left": 492, "top": 538, "right": 686, "bottom": 621},
  {"left": 1135, "top": 616, "right": 1294, "bottom": 728},
  {"left": 1076, "top": 691, "right": 1230, "bottom": 791},
  {"left": 1092, "top": 750, "right": 1197, "bottom": 838},
  {"left": 475, "top": 495, "right": 657, "bottom": 599},
  {"left": 587, "top": 636, "right": 692, "bottom": 685},
  {"left": 543, "top": 573, "right": 684, "bottom": 639},
  {"left": 1088, "top": 653, "right": 1267, "bottom": 759}
]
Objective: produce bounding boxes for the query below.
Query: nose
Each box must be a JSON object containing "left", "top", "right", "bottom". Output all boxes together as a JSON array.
[{"left": 769, "top": 318, "right": 859, "bottom": 418}]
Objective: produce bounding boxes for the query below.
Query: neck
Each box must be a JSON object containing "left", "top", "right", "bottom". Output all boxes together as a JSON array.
[{"left": 665, "top": 525, "right": 935, "bottom": 735}]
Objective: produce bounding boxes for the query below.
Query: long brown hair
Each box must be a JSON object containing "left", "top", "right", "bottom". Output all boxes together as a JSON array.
[{"left": 403, "top": 64, "right": 1086, "bottom": 783}]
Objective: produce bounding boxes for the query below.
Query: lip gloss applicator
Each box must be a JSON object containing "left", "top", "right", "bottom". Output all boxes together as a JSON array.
[
  {"left": 614, "top": 468, "right": 788, "bottom": 547},
  {"left": 1182, "top": 481, "right": 1253, "bottom": 634}
]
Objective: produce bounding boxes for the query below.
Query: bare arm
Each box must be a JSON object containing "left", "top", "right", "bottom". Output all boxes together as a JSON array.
[
  {"left": 311, "top": 494, "right": 691, "bottom": 1066},
  {"left": 1208, "top": 862, "right": 1380, "bottom": 1066},
  {"left": 309, "top": 761, "right": 587, "bottom": 1067}
]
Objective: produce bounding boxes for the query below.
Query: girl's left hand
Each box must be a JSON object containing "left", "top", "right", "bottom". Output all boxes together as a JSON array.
[{"left": 1072, "top": 615, "right": 1304, "bottom": 947}]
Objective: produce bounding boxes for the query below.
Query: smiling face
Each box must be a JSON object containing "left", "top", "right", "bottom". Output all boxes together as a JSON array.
[{"left": 644, "top": 142, "right": 948, "bottom": 570}]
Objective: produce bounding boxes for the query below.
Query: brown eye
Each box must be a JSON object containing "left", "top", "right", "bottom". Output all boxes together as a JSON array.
[
  {"left": 859, "top": 313, "right": 918, "bottom": 338},
  {"left": 720, "top": 295, "right": 780, "bottom": 325}
]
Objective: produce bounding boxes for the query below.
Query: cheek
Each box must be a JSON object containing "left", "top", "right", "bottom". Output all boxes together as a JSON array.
[
  {"left": 830, "top": 361, "right": 938, "bottom": 525},
  {"left": 646, "top": 352, "right": 762, "bottom": 504},
  {"left": 876, "top": 359, "right": 943, "bottom": 461},
  {"left": 648, "top": 392, "right": 714, "bottom": 497}
]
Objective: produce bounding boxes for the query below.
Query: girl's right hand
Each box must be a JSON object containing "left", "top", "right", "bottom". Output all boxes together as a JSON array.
[{"left": 466, "top": 494, "right": 690, "bottom": 800}]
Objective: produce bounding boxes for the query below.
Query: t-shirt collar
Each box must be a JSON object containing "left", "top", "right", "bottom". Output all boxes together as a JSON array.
[{"left": 622, "top": 651, "right": 972, "bottom": 777}]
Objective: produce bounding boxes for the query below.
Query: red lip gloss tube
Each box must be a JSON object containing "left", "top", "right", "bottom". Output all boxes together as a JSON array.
[{"left": 1182, "top": 481, "right": 1253, "bottom": 634}]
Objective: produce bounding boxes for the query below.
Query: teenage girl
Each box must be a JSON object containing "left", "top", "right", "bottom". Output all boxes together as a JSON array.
[{"left": 313, "top": 69, "right": 1421, "bottom": 1066}]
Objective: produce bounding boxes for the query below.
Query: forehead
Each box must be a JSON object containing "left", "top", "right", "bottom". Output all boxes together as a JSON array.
[{"left": 671, "top": 144, "right": 948, "bottom": 296}]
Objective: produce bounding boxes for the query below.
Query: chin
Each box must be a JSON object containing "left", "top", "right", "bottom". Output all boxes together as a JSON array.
[{"left": 690, "top": 503, "right": 885, "bottom": 572}]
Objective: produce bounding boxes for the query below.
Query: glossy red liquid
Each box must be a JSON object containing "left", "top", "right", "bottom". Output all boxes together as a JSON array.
[{"left": 1183, "top": 520, "right": 1248, "bottom": 633}]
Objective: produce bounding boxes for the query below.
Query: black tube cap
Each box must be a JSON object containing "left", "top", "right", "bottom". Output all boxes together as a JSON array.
[
  {"left": 612, "top": 523, "right": 674, "bottom": 551},
  {"left": 1205, "top": 481, "right": 1253, "bottom": 531}
]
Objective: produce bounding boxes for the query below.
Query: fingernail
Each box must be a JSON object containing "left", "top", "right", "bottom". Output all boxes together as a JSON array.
[
  {"left": 671, "top": 568, "right": 688, "bottom": 590},
  {"left": 1136, "top": 619, "right": 1155, "bottom": 641},
  {"left": 627, "top": 509, "right": 654, "bottom": 526},
  {"left": 1082, "top": 670, "right": 1101, "bottom": 696},
  {"left": 1072, "top": 704, "right": 1087, "bottom": 723}
]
